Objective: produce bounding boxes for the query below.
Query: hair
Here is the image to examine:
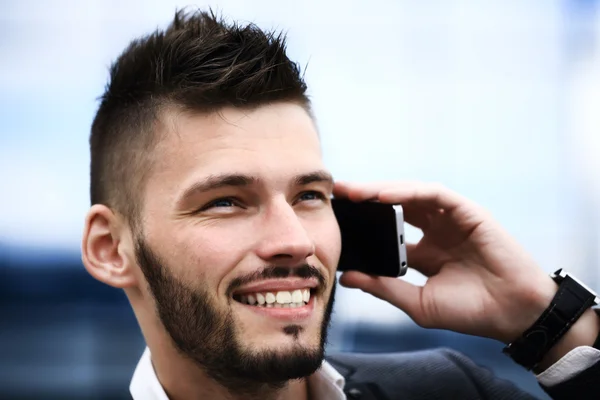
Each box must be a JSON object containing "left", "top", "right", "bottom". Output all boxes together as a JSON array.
[{"left": 89, "top": 9, "right": 309, "bottom": 227}]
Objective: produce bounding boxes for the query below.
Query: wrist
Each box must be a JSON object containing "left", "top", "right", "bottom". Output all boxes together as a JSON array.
[
  {"left": 501, "top": 269, "right": 599, "bottom": 370},
  {"left": 534, "top": 306, "right": 600, "bottom": 373},
  {"left": 501, "top": 275, "right": 559, "bottom": 345}
]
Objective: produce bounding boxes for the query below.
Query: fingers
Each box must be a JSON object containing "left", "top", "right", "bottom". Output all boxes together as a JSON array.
[
  {"left": 334, "top": 182, "right": 443, "bottom": 231},
  {"left": 335, "top": 182, "right": 437, "bottom": 231},
  {"left": 335, "top": 181, "right": 468, "bottom": 212},
  {"left": 401, "top": 204, "right": 438, "bottom": 230},
  {"left": 404, "top": 243, "right": 444, "bottom": 277},
  {"left": 335, "top": 181, "right": 487, "bottom": 235},
  {"left": 379, "top": 182, "right": 467, "bottom": 212},
  {"left": 333, "top": 181, "right": 395, "bottom": 202},
  {"left": 339, "top": 271, "right": 427, "bottom": 325}
]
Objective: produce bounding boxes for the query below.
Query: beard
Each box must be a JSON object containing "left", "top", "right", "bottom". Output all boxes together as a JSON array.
[{"left": 134, "top": 236, "right": 337, "bottom": 393}]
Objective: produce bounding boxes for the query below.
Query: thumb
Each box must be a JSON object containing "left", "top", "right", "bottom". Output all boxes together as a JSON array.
[{"left": 339, "top": 271, "right": 425, "bottom": 324}]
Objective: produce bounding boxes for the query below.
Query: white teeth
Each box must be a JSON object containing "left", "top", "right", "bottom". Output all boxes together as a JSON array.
[
  {"left": 292, "top": 290, "right": 303, "bottom": 303},
  {"left": 237, "top": 288, "right": 311, "bottom": 306},
  {"left": 276, "top": 291, "right": 292, "bottom": 304},
  {"left": 265, "top": 292, "right": 276, "bottom": 304},
  {"left": 266, "top": 303, "right": 273, "bottom": 308}
]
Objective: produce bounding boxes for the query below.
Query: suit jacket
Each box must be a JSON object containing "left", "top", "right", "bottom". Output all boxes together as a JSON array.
[{"left": 326, "top": 348, "right": 599, "bottom": 400}]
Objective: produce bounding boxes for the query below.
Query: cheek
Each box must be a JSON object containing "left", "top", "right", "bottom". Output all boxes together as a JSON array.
[
  {"left": 311, "top": 216, "right": 341, "bottom": 272},
  {"left": 170, "top": 223, "right": 253, "bottom": 286}
]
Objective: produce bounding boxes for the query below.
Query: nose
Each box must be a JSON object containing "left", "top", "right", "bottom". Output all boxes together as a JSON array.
[{"left": 255, "top": 200, "right": 315, "bottom": 265}]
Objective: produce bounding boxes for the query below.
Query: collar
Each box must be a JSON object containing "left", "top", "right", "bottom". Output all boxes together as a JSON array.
[{"left": 130, "top": 347, "right": 346, "bottom": 400}]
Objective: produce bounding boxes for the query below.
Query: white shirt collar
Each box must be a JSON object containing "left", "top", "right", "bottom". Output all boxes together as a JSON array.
[{"left": 130, "top": 347, "right": 346, "bottom": 400}]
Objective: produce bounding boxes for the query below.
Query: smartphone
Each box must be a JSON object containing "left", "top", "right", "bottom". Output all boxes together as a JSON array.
[{"left": 332, "top": 198, "right": 408, "bottom": 277}]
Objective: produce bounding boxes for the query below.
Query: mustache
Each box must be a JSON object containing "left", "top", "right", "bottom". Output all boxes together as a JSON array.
[{"left": 226, "top": 264, "right": 326, "bottom": 297}]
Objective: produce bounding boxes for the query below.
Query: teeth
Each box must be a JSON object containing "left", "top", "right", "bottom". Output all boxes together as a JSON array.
[
  {"left": 265, "top": 293, "right": 276, "bottom": 304},
  {"left": 276, "top": 291, "right": 292, "bottom": 304},
  {"left": 236, "top": 288, "right": 312, "bottom": 307},
  {"left": 292, "top": 290, "right": 303, "bottom": 303}
]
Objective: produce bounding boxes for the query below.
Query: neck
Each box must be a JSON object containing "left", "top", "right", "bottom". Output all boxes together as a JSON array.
[{"left": 149, "top": 341, "right": 310, "bottom": 400}]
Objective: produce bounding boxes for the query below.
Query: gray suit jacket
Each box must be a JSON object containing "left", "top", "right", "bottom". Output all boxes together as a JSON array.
[{"left": 326, "top": 348, "right": 599, "bottom": 400}]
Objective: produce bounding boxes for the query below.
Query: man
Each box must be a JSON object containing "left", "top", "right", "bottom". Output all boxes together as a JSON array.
[{"left": 81, "top": 9, "right": 600, "bottom": 400}]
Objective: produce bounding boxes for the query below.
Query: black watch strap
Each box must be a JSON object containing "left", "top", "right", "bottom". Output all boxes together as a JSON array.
[{"left": 502, "top": 272, "right": 598, "bottom": 370}]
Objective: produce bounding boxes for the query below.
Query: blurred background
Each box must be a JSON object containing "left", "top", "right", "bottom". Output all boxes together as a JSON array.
[{"left": 2, "top": 0, "right": 600, "bottom": 398}]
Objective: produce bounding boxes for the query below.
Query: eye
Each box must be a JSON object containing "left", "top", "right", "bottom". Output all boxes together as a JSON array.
[
  {"left": 201, "top": 197, "right": 240, "bottom": 211},
  {"left": 297, "top": 191, "right": 327, "bottom": 203},
  {"left": 211, "top": 198, "right": 235, "bottom": 207}
]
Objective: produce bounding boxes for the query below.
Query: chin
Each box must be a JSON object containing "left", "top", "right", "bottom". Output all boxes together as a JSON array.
[{"left": 244, "top": 323, "right": 322, "bottom": 351}]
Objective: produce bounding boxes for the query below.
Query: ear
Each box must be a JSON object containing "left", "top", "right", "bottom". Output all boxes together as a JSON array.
[{"left": 81, "top": 204, "right": 137, "bottom": 288}]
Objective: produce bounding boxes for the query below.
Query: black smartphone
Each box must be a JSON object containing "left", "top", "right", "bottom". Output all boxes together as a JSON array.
[{"left": 332, "top": 198, "right": 408, "bottom": 277}]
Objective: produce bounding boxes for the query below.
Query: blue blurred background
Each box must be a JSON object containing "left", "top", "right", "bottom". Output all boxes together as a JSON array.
[{"left": 2, "top": 0, "right": 600, "bottom": 398}]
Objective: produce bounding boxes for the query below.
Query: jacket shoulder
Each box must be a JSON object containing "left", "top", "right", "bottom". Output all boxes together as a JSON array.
[{"left": 325, "top": 348, "right": 537, "bottom": 400}]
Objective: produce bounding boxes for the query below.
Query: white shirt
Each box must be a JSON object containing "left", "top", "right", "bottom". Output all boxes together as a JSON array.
[{"left": 130, "top": 346, "right": 600, "bottom": 399}]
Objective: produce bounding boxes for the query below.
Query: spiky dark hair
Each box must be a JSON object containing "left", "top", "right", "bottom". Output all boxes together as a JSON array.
[{"left": 89, "top": 9, "right": 309, "bottom": 225}]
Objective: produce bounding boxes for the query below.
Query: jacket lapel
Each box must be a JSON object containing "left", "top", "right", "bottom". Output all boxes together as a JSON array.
[{"left": 326, "top": 356, "right": 392, "bottom": 400}]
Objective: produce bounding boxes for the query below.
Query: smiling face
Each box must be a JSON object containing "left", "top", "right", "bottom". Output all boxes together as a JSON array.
[{"left": 135, "top": 102, "right": 341, "bottom": 388}]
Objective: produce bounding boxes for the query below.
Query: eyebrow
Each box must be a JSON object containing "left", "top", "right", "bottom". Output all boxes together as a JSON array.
[
  {"left": 178, "top": 174, "right": 257, "bottom": 204},
  {"left": 293, "top": 170, "right": 334, "bottom": 187},
  {"left": 178, "top": 170, "right": 334, "bottom": 204}
]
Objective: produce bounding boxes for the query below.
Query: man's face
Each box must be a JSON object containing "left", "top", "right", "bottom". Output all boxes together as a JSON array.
[{"left": 135, "top": 103, "right": 341, "bottom": 388}]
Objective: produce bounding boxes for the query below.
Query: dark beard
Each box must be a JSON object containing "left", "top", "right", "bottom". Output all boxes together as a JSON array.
[{"left": 135, "top": 237, "right": 337, "bottom": 395}]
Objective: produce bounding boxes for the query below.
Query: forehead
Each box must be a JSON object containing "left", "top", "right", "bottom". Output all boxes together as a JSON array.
[{"left": 150, "top": 103, "right": 324, "bottom": 192}]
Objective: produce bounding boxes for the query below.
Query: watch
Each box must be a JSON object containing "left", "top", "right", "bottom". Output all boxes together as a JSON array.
[{"left": 502, "top": 268, "right": 599, "bottom": 370}]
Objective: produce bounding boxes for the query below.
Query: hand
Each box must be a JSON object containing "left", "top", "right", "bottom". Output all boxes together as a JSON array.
[{"left": 334, "top": 181, "right": 559, "bottom": 344}]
